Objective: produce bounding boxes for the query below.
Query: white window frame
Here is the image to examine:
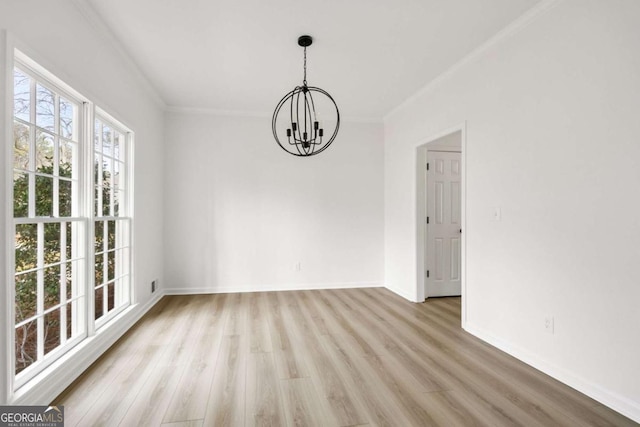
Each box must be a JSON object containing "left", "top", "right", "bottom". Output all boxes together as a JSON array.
[
  {"left": 7, "top": 49, "right": 135, "bottom": 392},
  {"left": 91, "top": 110, "right": 133, "bottom": 330}
]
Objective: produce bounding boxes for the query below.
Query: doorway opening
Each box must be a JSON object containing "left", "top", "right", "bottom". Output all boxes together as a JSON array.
[{"left": 416, "top": 125, "right": 466, "bottom": 323}]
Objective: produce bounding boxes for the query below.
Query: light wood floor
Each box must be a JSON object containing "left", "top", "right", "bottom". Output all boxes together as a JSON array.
[{"left": 54, "top": 288, "right": 637, "bottom": 427}]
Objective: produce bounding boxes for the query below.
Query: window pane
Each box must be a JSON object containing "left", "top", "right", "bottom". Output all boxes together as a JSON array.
[
  {"left": 95, "top": 253, "right": 104, "bottom": 286},
  {"left": 35, "top": 175, "right": 53, "bottom": 217},
  {"left": 94, "top": 288, "right": 104, "bottom": 320},
  {"left": 65, "top": 222, "right": 72, "bottom": 261},
  {"left": 44, "top": 222, "right": 61, "bottom": 265},
  {"left": 13, "top": 69, "right": 30, "bottom": 121},
  {"left": 94, "top": 186, "right": 100, "bottom": 217},
  {"left": 44, "top": 265, "right": 61, "bottom": 311},
  {"left": 108, "top": 221, "right": 116, "bottom": 250},
  {"left": 36, "top": 129, "right": 55, "bottom": 172},
  {"left": 44, "top": 309, "right": 61, "bottom": 355},
  {"left": 65, "top": 259, "right": 83, "bottom": 297},
  {"left": 15, "top": 320, "right": 37, "bottom": 375},
  {"left": 65, "top": 303, "right": 73, "bottom": 340},
  {"left": 59, "top": 180, "right": 72, "bottom": 217},
  {"left": 113, "top": 161, "right": 120, "bottom": 191},
  {"left": 107, "top": 250, "right": 115, "bottom": 281},
  {"left": 94, "top": 120, "right": 101, "bottom": 152},
  {"left": 95, "top": 221, "right": 104, "bottom": 253},
  {"left": 107, "top": 283, "right": 115, "bottom": 311},
  {"left": 13, "top": 121, "right": 30, "bottom": 171},
  {"left": 64, "top": 262, "right": 73, "bottom": 301},
  {"left": 114, "top": 191, "right": 121, "bottom": 217},
  {"left": 102, "top": 124, "right": 112, "bottom": 157},
  {"left": 113, "top": 133, "right": 122, "bottom": 160},
  {"left": 59, "top": 97, "right": 76, "bottom": 140},
  {"left": 13, "top": 172, "right": 29, "bottom": 218},
  {"left": 15, "top": 271, "right": 37, "bottom": 323},
  {"left": 102, "top": 156, "right": 112, "bottom": 189},
  {"left": 35, "top": 84, "right": 55, "bottom": 132},
  {"left": 103, "top": 185, "right": 111, "bottom": 216},
  {"left": 59, "top": 140, "right": 75, "bottom": 178},
  {"left": 94, "top": 154, "right": 102, "bottom": 185},
  {"left": 15, "top": 224, "right": 38, "bottom": 273}
]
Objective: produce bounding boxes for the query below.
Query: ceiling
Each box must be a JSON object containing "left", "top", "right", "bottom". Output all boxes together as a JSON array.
[{"left": 86, "top": 0, "right": 541, "bottom": 120}]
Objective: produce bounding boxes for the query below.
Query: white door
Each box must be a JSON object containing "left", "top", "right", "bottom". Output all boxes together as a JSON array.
[{"left": 426, "top": 150, "right": 462, "bottom": 297}]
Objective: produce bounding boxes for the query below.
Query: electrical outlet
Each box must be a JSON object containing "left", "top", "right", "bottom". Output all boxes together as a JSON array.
[
  {"left": 544, "top": 316, "right": 554, "bottom": 334},
  {"left": 151, "top": 280, "right": 157, "bottom": 293}
]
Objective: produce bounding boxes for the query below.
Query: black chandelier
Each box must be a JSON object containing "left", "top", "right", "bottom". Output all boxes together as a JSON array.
[{"left": 272, "top": 35, "right": 340, "bottom": 156}]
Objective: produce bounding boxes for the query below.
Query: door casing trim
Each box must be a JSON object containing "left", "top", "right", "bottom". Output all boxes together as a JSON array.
[{"left": 414, "top": 122, "right": 467, "bottom": 327}]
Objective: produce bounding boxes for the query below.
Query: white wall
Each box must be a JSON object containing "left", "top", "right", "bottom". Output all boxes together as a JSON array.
[
  {"left": 0, "top": 0, "right": 165, "bottom": 404},
  {"left": 164, "top": 112, "right": 383, "bottom": 293},
  {"left": 384, "top": 0, "right": 640, "bottom": 420}
]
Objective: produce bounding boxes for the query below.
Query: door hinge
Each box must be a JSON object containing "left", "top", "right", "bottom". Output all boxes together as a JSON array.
[
  {"left": 426, "top": 216, "right": 430, "bottom": 224},
  {"left": 426, "top": 162, "right": 430, "bottom": 171},
  {"left": 426, "top": 270, "right": 430, "bottom": 278}
]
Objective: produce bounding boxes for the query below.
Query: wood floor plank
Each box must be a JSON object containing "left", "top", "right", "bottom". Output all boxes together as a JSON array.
[
  {"left": 246, "top": 352, "right": 285, "bottom": 426},
  {"left": 162, "top": 295, "right": 229, "bottom": 423},
  {"left": 321, "top": 289, "right": 453, "bottom": 393},
  {"left": 265, "top": 292, "right": 309, "bottom": 379},
  {"left": 117, "top": 361, "right": 184, "bottom": 427},
  {"left": 278, "top": 291, "right": 368, "bottom": 426},
  {"left": 52, "top": 289, "right": 638, "bottom": 427},
  {"left": 160, "top": 420, "right": 203, "bottom": 427},
  {"left": 223, "top": 292, "right": 247, "bottom": 336},
  {"left": 297, "top": 292, "right": 417, "bottom": 426},
  {"left": 279, "top": 377, "right": 339, "bottom": 427},
  {"left": 249, "top": 292, "right": 273, "bottom": 353},
  {"left": 591, "top": 404, "right": 640, "bottom": 427},
  {"left": 419, "top": 389, "right": 502, "bottom": 427},
  {"left": 321, "top": 332, "right": 421, "bottom": 427},
  {"left": 202, "top": 334, "right": 247, "bottom": 427},
  {"left": 117, "top": 298, "right": 212, "bottom": 427}
]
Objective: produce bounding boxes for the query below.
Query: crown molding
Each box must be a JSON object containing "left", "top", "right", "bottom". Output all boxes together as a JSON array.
[
  {"left": 70, "top": 0, "right": 167, "bottom": 109},
  {"left": 165, "top": 106, "right": 271, "bottom": 119},
  {"left": 383, "top": 0, "right": 562, "bottom": 122},
  {"left": 166, "top": 105, "right": 382, "bottom": 124}
]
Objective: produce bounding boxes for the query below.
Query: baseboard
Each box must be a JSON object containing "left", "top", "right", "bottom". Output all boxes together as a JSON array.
[
  {"left": 464, "top": 322, "right": 640, "bottom": 423},
  {"left": 384, "top": 284, "right": 419, "bottom": 302},
  {"left": 10, "top": 290, "right": 165, "bottom": 405},
  {"left": 164, "top": 281, "right": 382, "bottom": 295}
]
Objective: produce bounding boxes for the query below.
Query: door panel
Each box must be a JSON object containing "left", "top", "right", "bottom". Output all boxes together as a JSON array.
[{"left": 426, "top": 150, "right": 462, "bottom": 297}]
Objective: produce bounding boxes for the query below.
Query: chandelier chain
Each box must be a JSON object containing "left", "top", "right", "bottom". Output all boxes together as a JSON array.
[{"left": 303, "top": 46, "right": 307, "bottom": 86}]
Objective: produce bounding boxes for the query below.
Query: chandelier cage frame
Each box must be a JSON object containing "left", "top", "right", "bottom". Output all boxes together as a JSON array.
[{"left": 271, "top": 35, "right": 340, "bottom": 157}]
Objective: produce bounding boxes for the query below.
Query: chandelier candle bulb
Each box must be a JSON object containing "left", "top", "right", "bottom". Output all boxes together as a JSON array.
[{"left": 272, "top": 34, "right": 340, "bottom": 156}]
